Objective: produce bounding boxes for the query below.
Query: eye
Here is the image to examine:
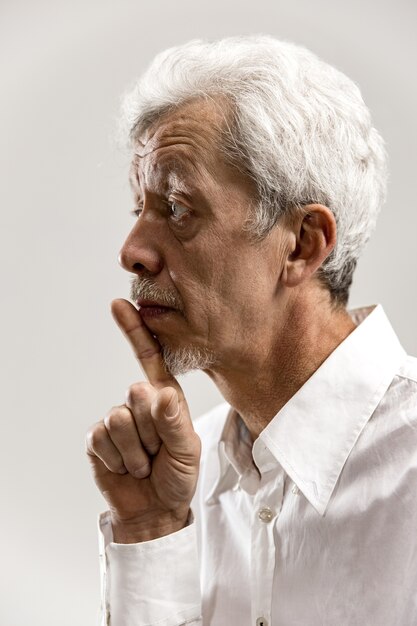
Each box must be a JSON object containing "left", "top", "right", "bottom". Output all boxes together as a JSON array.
[
  {"left": 168, "top": 200, "right": 190, "bottom": 222},
  {"left": 130, "top": 206, "right": 143, "bottom": 218}
]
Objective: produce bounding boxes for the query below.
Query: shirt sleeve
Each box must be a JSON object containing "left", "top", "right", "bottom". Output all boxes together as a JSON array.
[{"left": 98, "top": 510, "right": 202, "bottom": 626}]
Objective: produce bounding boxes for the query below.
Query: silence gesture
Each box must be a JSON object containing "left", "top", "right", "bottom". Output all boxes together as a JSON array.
[{"left": 86, "top": 299, "right": 201, "bottom": 543}]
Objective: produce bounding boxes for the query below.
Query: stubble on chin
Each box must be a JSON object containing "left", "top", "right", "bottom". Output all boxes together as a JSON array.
[{"left": 160, "top": 343, "right": 217, "bottom": 376}]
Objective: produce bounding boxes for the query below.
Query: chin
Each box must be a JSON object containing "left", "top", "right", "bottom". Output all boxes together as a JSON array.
[{"left": 160, "top": 344, "right": 217, "bottom": 376}]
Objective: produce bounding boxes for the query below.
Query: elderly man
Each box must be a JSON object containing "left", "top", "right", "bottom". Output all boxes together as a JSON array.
[{"left": 86, "top": 36, "right": 417, "bottom": 625}]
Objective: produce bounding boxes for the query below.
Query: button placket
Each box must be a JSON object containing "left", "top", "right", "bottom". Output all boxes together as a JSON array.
[{"left": 250, "top": 468, "right": 284, "bottom": 626}]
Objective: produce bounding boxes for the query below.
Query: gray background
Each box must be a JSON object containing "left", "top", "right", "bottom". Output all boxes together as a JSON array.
[{"left": 1, "top": 0, "right": 416, "bottom": 624}]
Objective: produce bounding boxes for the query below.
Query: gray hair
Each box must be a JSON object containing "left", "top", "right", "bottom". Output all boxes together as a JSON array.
[{"left": 120, "top": 35, "right": 387, "bottom": 305}]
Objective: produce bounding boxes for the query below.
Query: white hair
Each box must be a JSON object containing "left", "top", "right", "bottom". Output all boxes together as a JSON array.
[{"left": 119, "top": 35, "right": 388, "bottom": 304}]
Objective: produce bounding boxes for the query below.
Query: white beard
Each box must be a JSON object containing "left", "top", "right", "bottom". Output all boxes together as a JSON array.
[{"left": 161, "top": 344, "right": 217, "bottom": 376}]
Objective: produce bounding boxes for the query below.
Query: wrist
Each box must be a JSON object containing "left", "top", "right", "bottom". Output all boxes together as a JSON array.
[{"left": 110, "top": 508, "right": 191, "bottom": 543}]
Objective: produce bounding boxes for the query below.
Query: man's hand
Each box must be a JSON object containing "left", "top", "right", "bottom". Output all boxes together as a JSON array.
[{"left": 85, "top": 299, "right": 201, "bottom": 543}]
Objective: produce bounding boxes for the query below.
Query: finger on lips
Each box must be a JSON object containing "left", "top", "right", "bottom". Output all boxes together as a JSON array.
[{"left": 111, "top": 298, "right": 185, "bottom": 399}]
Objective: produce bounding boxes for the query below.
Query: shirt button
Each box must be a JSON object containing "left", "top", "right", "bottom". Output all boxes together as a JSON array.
[
  {"left": 256, "top": 618, "right": 268, "bottom": 626},
  {"left": 292, "top": 484, "right": 300, "bottom": 495},
  {"left": 258, "top": 507, "right": 274, "bottom": 523}
]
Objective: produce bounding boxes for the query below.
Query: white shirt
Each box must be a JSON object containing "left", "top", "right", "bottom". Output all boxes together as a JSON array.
[{"left": 98, "top": 305, "right": 417, "bottom": 625}]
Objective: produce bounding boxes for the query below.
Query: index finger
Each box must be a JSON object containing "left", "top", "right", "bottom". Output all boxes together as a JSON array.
[{"left": 111, "top": 298, "right": 184, "bottom": 398}]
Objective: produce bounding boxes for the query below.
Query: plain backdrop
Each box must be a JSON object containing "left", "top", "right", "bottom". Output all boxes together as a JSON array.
[{"left": 1, "top": 0, "right": 416, "bottom": 624}]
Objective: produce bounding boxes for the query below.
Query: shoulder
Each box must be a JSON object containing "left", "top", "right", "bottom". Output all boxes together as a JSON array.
[
  {"left": 360, "top": 354, "right": 417, "bottom": 474},
  {"left": 338, "top": 354, "right": 417, "bottom": 510}
]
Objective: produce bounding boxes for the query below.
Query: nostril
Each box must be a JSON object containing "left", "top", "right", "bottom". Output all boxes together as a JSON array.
[{"left": 118, "top": 242, "right": 162, "bottom": 275}]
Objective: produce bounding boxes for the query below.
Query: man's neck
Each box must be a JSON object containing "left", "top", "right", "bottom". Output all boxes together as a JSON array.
[{"left": 206, "top": 293, "right": 357, "bottom": 441}]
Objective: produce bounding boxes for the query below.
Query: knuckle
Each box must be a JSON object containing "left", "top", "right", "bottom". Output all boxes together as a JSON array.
[
  {"left": 126, "top": 381, "right": 152, "bottom": 405},
  {"left": 104, "top": 406, "right": 131, "bottom": 431},
  {"left": 85, "top": 422, "right": 106, "bottom": 451}
]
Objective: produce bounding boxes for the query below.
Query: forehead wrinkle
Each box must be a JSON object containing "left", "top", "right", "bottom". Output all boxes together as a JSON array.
[
  {"left": 137, "top": 106, "right": 223, "bottom": 153},
  {"left": 134, "top": 108, "right": 225, "bottom": 175},
  {"left": 134, "top": 140, "right": 208, "bottom": 177},
  {"left": 129, "top": 99, "right": 238, "bottom": 198},
  {"left": 131, "top": 147, "right": 207, "bottom": 198},
  {"left": 134, "top": 134, "right": 203, "bottom": 158}
]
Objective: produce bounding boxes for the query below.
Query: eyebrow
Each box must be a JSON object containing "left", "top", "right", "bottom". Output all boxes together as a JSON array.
[{"left": 129, "top": 152, "right": 201, "bottom": 196}]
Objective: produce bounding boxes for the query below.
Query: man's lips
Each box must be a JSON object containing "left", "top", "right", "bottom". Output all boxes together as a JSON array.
[
  {"left": 136, "top": 298, "right": 176, "bottom": 309},
  {"left": 136, "top": 299, "right": 177, "bottom": 319}
]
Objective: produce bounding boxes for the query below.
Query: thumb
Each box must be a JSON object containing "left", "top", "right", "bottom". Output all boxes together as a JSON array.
[{"left": 151, "top": 387, "right": 199, "bottom": 461}]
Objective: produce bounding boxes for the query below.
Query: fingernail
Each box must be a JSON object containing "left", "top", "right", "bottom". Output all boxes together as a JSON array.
[
  {"left": 118, "top": 466, "right": 128, "bottom": 475},
  {"left": 165, "top": 394, "right": 179, "bottom": 419}
]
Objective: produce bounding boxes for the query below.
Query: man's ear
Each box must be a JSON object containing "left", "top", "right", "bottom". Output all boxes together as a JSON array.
[{"left": 281, "top": 204, "right": 337, "bottom": 288}]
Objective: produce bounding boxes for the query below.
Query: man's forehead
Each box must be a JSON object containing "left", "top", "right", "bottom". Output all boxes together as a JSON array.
[
  {"left": 135, "top": 97, "right": 227, "bottom": 155},
  {"left": 130, "top": 99, "right": 229, "bottom": 182}
]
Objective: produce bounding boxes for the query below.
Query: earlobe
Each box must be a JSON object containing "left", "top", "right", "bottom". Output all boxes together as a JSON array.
[{"left": 282, "top": 204, "right": 337, "bottom": 289}]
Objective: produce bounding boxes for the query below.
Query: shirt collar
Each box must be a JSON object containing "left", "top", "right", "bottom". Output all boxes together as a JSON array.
[{"left": 207, "top": 305, "right": 406, "bottom": 515}]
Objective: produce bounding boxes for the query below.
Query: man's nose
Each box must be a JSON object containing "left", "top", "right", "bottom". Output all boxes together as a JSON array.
[{"left": 118, "top": 222, "right": 163, "bottom": 275}]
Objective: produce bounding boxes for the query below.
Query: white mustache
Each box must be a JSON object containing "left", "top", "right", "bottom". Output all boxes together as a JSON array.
[{"left": 130, "top": 277, "right": 184, "bottom": 311}]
